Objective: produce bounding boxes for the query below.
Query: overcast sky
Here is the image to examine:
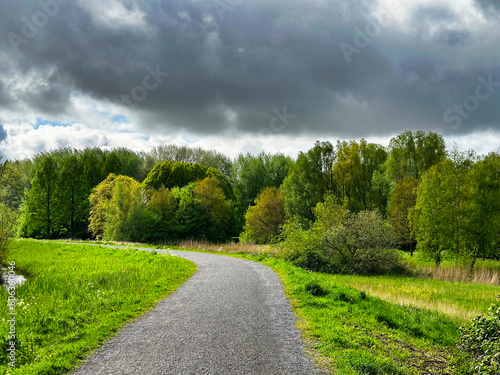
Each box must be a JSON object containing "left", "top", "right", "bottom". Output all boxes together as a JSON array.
[{"left": 0, "top": 0, "right": 499, "bottom": 160}]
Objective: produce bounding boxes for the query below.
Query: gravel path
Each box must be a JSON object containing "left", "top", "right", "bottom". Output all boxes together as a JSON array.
[{"left": 72, "top": 249, "right": 317, "bottom": 375}]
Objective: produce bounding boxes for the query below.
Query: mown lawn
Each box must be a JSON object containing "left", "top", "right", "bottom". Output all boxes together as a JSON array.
[{"left": 0, "top": 240, "right": 196, "bottom": 374}]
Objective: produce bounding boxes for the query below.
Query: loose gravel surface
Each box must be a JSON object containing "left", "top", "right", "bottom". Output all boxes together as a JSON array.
[{"left": 72, "top": 249, "right": 317, "bottom": 375}]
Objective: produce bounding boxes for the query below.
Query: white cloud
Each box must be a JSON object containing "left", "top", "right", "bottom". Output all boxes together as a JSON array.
[
  {"left": 76, "top": 0, "right": 149, "bottom": 32},
  {"left": 1, "top": 120, "right": 498, "bottom": 161}
]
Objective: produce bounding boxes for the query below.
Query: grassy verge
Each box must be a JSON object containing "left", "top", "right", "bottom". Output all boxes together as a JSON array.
[
  {"left": 230, "top": 254, "right": 462, "bottom": 374},
  {"left": 0, "top": 239, "right": 196, "bottom": 374}
]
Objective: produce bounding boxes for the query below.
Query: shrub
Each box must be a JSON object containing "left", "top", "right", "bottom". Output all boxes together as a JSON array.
[
  {"left": 322, "top": 210, "right": 400, "bottom": 275},
  {"left": 279, "top": 205, "right": 403, "bottom": 275},
  {"left": 458, "top": 304, "right": 500, "bottom": 374},
  {"left": 277, "top": 217, "right": 336, "bottom": 272}
]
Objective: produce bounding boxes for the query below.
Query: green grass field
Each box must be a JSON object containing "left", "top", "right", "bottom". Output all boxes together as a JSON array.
[
  {"left": 234, "top": 255, "right": 463, "bottom": 374},
  {"left": 0, "top": 240, "right": 196, "bottom": 374},
  {"left": 327, "top": 274, "right": 499, "bottom": 322}
]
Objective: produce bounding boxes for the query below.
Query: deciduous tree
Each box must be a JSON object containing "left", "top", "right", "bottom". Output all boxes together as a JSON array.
[
  {"left": 243, "top": 187, "right": 285, "bottom": 243},
  {"left": 388, "top": 176, "right": 419, "bottom": 255}
]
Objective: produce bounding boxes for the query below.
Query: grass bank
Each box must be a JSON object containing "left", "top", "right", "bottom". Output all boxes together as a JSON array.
[
  {"left": 0, "top": 239, "right": 196, "bottom": 374},
  {"left": 231, "top": 255, "right": 462, "bottom": 374}
]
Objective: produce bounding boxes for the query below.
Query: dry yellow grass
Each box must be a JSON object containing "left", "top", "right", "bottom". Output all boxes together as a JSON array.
[
  {"left": 415, "top": 265, "right": 500, "bottom": 286},
  {"left": 176, "top": 240, "right": 278, "bottom": 254},
  {"left": 330, "top": 274, "right": 500, "bottom": 322},
  {"left": 342, "top": 282, "right": 480, "bottom": 321}
]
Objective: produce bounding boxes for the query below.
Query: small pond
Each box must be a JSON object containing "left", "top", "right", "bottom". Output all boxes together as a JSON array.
[{"left": 0, "top": 267, "right": 27, "bottom": 290}]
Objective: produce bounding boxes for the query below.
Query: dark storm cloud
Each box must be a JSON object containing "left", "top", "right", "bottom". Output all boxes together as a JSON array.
[
  {"left": 0, "top": 123, "right": 6, "bottom": 142},
  {"left": 474, "top": 0, "right": 500, "bottom": 16},
  {"left": 0, "top": 0, "right": 499, "bottom": 138}
]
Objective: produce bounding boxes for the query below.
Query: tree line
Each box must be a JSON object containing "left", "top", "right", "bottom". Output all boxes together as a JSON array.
[{"left": 0, "top": 131, "right": 499, "bottom": 271}]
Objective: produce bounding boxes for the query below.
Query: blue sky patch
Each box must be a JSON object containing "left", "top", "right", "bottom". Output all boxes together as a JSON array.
[{"left": 34, "top": 118, "right": 71, "bottom": 129}]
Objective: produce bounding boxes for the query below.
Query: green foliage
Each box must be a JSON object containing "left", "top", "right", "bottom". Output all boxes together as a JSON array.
[
  {"left": 410, "top": 151, "right": 498, "bottom": 270},
  {"left": 0, "top": 240, "right": 195, "bottom": 374},
  {"left": 277, "top": 217, "right": 327, "bottom": 271},
  {"left": 243, "top": 187, "right": 285, "bottom": 244},
  {"left": 88, "top": 174, "right": 141, "bottom": 240},
  {"left": 386, "top": 130, "right": 446, "bottom": 181},
  {"left": 172, "top": 177, "right": 236, "bottom": 242},
  {"left": 333, "top": 139, "right": 388, "bottom": 213},
  {"left": 322, "top": 210, "right": 399, "bottom": 274},
  {"left": 103, "top": 178, "right": 142, "bottom": 241},
  {"left": 458, "top": 305, "right": 500, "bottom": 374},
  {"left": 18, "top": 147, "right": 144, "bottom": 240},
  {"left": 279, "top": 197, "right": 400, "bottom": 275},
  {"left": 0, "top": 203, "right": 17, "bottom": 261},
  {"left": 145, "top": 186, "right": 179, "bottom": 241},
  {"left": 140, "top": 144, "right": 232, "bottom": 180},
  {"left": 143, "top": 161, "right": 236, "bottom": 202},
  {"left": 410, "top": 159, "right": 467, "bottom": 267},
  {"left": 143, "top": 160, "right": 207, "bottom": 190},
  {"left": 231, "top": 152, "right": 292, "bottom": 211},
  {"left": 281, "top": 141, "right": 335, "bottom": 223},
  {"left": 466, "top": 153, "right": 500, "bottom": 261},
  {"left": 18, "top": 152, "right": 59, "bottom": 239},
  {"left": 0, "top": 157, "right": 32, "bottom": 211},
  {"left": 193, "top": 177, "right": 231, "bottom": 242},
  {"left": 388, "top": 176, "right": 419, "bottom": 254}
]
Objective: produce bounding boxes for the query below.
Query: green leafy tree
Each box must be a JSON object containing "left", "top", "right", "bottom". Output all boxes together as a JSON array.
[
  {"left": 103, "top": 178, "right": 142, "bottom": 241},
  {"left": 81, "top": 147, "right": 107, "bottom": 190},
  {"left": 282, "top": 141, "right": 335, "bottom": 223},
  {"left": 410, "top": 160, "right": 467, "bottom": 267},
  {"left": 388, "top": 176, "right": 419, "bottom": 255},
  {"left": 57, "top": 149, "right": 89, "bottom": 238},
  {"left": 145, "top": 186, "right": 179, "bottom": 241},
  {"left": 332, "top": 140, "right": 387, "bottom": 213},
  {"left": 386, "top": 130, "right": 446, "bottom": 181},
  {"left": 174, "top": 184, "right": 205, "bottom": 240},
  {"left": 88, "top": 174, "right": 141, "bottom": 240},
  {"left": 0, "top": 155, "right": 19, "bottom": 259},
  {"left": 193, "top": 177, "right": 231, "bottom": 242},
  {"left": 106, "top": 148, "right": 142, "bottom": 180},
  {"left": 243, "top": 187, "right": 285, "bottom": 243},
  {"left": 0, "top": 157, "right": 32, "bottom": 211},
  {"left": 466, "top": 153, "right": 500, "bottom": 262},
  {"left": 140, "top": 145, "right": 232, "bottom": 180},
  {"left": 19, "top": 152, "right": 59, "bottom": 238},
  {"left": 232, "top": 152, "right": 292, "bottom": 212}
]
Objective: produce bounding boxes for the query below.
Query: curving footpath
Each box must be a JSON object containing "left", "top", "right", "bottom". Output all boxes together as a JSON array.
[{"left": 72, "top": 249, "right": 317, "bottom": 375}]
